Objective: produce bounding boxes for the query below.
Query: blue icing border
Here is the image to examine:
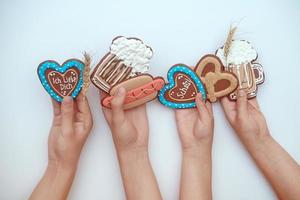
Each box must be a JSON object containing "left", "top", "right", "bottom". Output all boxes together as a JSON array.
[
  {"left": 37, "top": 59, "right": 85, "bottom": 102},
  {"left": 158, "top": 65, "right": 206, "bottom": 109}
]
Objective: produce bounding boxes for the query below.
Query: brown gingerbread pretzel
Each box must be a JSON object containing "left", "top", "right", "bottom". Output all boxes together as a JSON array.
[{"left": 194, "top": 55, "right": 238, "bottom": 102}]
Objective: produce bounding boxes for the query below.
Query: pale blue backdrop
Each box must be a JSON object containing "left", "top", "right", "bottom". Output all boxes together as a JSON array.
[{"left": 1, "top": 0, "right": 300, "bottom": 199}]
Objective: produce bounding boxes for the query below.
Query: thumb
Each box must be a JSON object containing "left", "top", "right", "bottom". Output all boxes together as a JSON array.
[
  {"left": 237, "top": 89, "right": 248, "bottom": 117},
  {"left": 111, "top": 87, "right": 126, "bottom": 126},
  {"left": 61, "top": 96, "right": 74, "bottom": 136},
  {"left": 195, "top": 93, "right": 209, "bottom": 120}
]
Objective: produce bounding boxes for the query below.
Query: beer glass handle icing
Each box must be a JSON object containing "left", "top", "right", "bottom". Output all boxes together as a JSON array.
[{"left": 252, "top": 63, "right": 265, "bottom": 85}]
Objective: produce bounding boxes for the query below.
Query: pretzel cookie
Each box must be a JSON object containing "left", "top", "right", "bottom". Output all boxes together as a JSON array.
[{"left": 195, "top": 55, "right": 238, "bottom": 102}]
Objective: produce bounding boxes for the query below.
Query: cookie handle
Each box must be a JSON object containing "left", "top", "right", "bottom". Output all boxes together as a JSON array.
[{"left": 252, "top": 63, "right": 265, "bottom": 85}]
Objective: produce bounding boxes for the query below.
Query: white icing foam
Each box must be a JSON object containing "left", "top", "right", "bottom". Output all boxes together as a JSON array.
[
  {"left": 216, "top": 40, "right": 257, "bottom": 66},
  {"left": 110, "top": 36, "right": 153, "bottom": 73}
]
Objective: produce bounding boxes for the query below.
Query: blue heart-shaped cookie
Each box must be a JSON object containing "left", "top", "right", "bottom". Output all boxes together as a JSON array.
[
  {"left": 37, "top": 59, "right": 85, "bottom": 102},
  {"left": 158, "top": 65, "right": 206, "bottom": 109}
]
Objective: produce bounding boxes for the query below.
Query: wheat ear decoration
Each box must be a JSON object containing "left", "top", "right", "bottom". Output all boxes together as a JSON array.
[
  {"left": 82, "top": 52, "right": 91, "bottom": 99},
  {"left": 224, "top": 26, "right": 237, "bottom": 64}
]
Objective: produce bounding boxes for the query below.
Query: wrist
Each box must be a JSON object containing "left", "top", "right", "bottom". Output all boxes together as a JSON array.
[
  {"left": 238, "top": 129, "right": 271, "bottom": 147},
  {"left": 117, "top": 147, "right": 150, "bottom": 164},
  {"left": 181, "top": 138, "right": 213, "bottom": 153},
  {"left": 182, "top": 143, "right": 212, "bottom": 159},
  {"left": 47, "top": 160, "right": 77, "bottom": 175}
]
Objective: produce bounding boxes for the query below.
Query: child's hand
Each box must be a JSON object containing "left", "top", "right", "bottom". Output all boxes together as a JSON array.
[
  {"left": 176, "top": 93, "right": 214, "bottom": 200},
  {"left": 221, "top": 90, "right": 300, "bottom": 200},
  {"left": 220, "top": 89, "right": 269, "bottom": 142},
  {"left": 30, "top": 93, "right": 93, "bottom": 200},
  {"left": 175, "top": 93, "right": 214, "bottom": 150},
  {"left": 100, "top": 88, "right": 162, "bottom": 200},
  {"left": 101, "top": 87, "right": 149, "bottom": 153},
  {"left": 48, "top": 93, "right": 93, "bottom": 169}
]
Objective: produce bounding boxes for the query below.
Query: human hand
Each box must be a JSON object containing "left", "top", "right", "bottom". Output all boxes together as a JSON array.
[
  {"left": 220, "top": 89, "right": 270, "bottom": 143},
  {"left": 221, "top": 91, "right": 300, "bottom": 200},
  {"left": 176, "top": 93, "right": 214, "bottom": 200},
  {"left": 100, "top": 88, "right": 162, "bottom": 200},
  {"left": 48, "top": 93, "right": 93, "bottom": 169},
  {"left": 175, "top": 93, "right": 214, "bottom": 151},
  {"left": 100, "top": 87, "right": 149, "bottom": 154},
  {"left": 30, "top": 93, "right": 93, "bottom": 200}
]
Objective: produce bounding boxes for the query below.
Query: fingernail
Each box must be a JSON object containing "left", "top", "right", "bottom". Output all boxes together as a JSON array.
[
  {"left": 117, "top": 87, "right": 126, "bottom": 96},
  {"left": 238, "top": 89, "right": 246, "bottom": 97},
  {"left": 63, "top": 96, "right": 73, "bottom": 104}
]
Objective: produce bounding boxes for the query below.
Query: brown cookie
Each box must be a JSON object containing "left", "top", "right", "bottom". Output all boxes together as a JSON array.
[
  {"left": 37, "top": 59, "right": 85, "bottom": 102},
  {"left": 194, "top": 55, "right": 238, "bottom": 102},
  {"left": 215, "top": 40, "right": 265, "bottom": 100},
  {"left": 157, "top": 64, "right": 207, "bottom": 109},
  {"left": 90, "top": 36, "right": 153, "bottom": 93}
]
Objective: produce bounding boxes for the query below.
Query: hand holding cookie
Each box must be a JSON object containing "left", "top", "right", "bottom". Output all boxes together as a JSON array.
[
  {"left": 101, "top": 87, "right": 149, "bottom": 153},
  {"left": 176, "top": 93, "right": 214, "bottom": 200},
  {"left": 220, "top": 90, "right": 269, "bottom": 142},
  {"left": 175, "top": 93, "right": 214, "bottom": 150},
  {"left": 30, "top": 92, "right": 93, "bottom": 200},
  {"left": 48, "top": 93, "right": 93, "bottom": 168},
  {"left": 100, "top": 88, "right": 163, "bottom": 200}
]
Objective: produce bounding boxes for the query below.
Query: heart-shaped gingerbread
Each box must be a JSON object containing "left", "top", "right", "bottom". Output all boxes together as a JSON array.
[
  {"left": 38, "top": 59, "right": 85, "bottom": 102},
  {"left": 158, "top": 65, "right": 206, "bottom": 109},
  {"left": 195, "top": 55, "right": 238, "bottom": 102}
]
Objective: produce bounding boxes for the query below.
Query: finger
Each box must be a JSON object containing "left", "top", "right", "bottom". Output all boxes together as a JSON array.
[
  {"left": 51, "top": 98, "right": 61, "bottom": 116},
  {"left": 248, "top": 98, "right": 260, "bottom": 110},
  {"left": 95, "top": 90, "right": 112, "bottom": 125},
  {"left": 195, "top": 93, "right": 210, "bottom": 120},
  {"left": 206, "top": 101, "right": 213, "bottom": 116},
  {"left": 220, "top": 96, "right": 234, "bottom": 113},
  {"left": 76, "top": 92, "right": 92, "bottom": 116},
  {"left": 99, "top": 90, "right": 109, "bottom": 100},
  {"left": 61, "top": 96, "right": 74, "bottom": 135},
  {"left": 220, "top": 96, "right": 237, "bottom": 124},
  {"left": 111, "top": 87, "right": 126, "bottom": 126},
  {"left": 237, "top": 89, "right": 248, "bottom": 117},
  {"left": 75, "top": 92, "right": 93, "bottom": 129}
]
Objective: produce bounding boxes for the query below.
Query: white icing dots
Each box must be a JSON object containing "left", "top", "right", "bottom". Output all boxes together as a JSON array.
[
  {"left": 110, "top": 36, "right": 153, "bottom": 73},
  {"left": 216, "top": 40, "right": 257, "bottom": 66}
]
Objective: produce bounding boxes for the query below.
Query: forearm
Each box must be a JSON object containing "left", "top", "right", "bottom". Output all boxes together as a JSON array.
[
  {"left": 180, "top": 143, "right": 212, "bottom": 200},
  {"left": 29, "top": 162, "right": 76, "bottom": 200},
  {"left": 117, "top": 149, "right": 162, "bottom": 200},
  {"left": 241, "top": 134, "right": 300, "bottom": 200}
]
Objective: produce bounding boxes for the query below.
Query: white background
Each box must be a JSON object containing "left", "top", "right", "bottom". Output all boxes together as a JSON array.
[{"left": 1, "top": 0, "right": 300, "bottom": 199}]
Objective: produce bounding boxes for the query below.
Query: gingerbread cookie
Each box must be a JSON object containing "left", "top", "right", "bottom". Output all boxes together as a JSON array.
[
  {"left": 216, "top": 40, "right": 265, "bottom": 100},
  {"left": 91, "top": 36, "right": 153, "bottom": 93},
  {"left": 158, "top": 65, "right": 207, "bottom": 109},
  {"left": 91, "top": 36, "right": 164, "bottom": 110},
  {"left": 102, "top": 75, "right": 165, "bottom": 110},
  {"left": 37, "top": 59, "right": 85, "bottom": 102},
  {"left": 195, "top": 55, "right": 238, "bottom": 102}
]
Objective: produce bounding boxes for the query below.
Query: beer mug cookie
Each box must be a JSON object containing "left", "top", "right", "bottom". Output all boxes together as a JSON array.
[
  {"left": 216, "top": 40, "right": 265, "bottom": 100},
  {"left": 90, "top": 36, "right": 164, "bottom": 110}
]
